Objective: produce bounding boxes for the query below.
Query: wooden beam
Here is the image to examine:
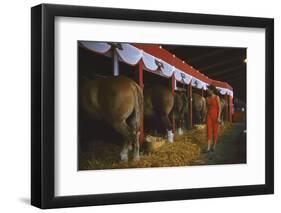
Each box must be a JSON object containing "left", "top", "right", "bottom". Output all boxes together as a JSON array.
[
  {"left": 189, "top": 49, "right": 227, "bottom": 63},
  {"left": 226, "top": 75, "right": 246, "bottom": 82},
  {"left": 209, "top": 74, "right": 245, "bottom": 86},
  {"left": 206, "top": 65, "right": 245, "bottom": 78},
  {"left": 199, "top": 57, "right": 243, "bottom": 72}
]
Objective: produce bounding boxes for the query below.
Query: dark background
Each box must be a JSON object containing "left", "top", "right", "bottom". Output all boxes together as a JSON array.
[{"left": 163, "top": 45, "right": 247, "bottom": 102}]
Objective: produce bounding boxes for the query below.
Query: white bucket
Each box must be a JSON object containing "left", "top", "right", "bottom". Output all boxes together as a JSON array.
[{"left": 167, "top": 130, "right": 174, "bottom": 143}]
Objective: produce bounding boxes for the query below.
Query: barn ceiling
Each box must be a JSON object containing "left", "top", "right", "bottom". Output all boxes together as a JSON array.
[{"left": 162, "top": 45, "right": 247, "bottom": 102}]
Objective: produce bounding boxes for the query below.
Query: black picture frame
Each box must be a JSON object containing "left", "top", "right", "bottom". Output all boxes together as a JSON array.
[{"left": 31, "top": 3, "right": 274, "bottom": 209}]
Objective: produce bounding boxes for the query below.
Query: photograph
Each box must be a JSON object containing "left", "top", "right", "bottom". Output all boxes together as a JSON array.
[
  {"left": 78, "top": 41, "right": 247, "bottom": 170},
  {"left": 30, "top": 3, "right": 274, "bottom": 209}
]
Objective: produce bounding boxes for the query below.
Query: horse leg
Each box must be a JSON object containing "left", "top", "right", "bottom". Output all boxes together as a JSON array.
[
  {"left": 178, "top": 110, "right": 185, "bottom": 135},
  {"left": 127, "top": 114, "right": 141, "bottom": 161},
  {"left": 127, "top": 85, "right": 142, "bottom": 161},
  {"left": 132, "top": 131, "right": 140, "bottom": 161},
  {"left": 159, "top": 113, "right": 174, "bottom": 142},
  {"left": 199, "top": 111, "right": 203, "bottom": 124},
  {"left": 195, "top": 110, "right": 201, "bottom": 124},
  {"left": 159, "top": 113, "right": 172, "bottom": 131},
  {"left": 112, "top": 121, "right": 131, "bottom": 162}
]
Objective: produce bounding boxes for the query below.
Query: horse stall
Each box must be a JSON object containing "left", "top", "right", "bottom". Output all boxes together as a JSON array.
[
  {"left": 78, "top": 43, "right": 144, "bottom": 164},
  {"left": 142, "top": 70, "right": 173, "bottom": 135},
  {"left": 192, "top": 87, "right": 206, "bottom": 125},
  {"left": 78, "top": 44, "right": 122, "bottom": 147},
  {"left": 173, "top": 81, "right": 190, "bottom": 133},
  {"left": 78, "top": 41, "right": 237, "bottom": 170}
]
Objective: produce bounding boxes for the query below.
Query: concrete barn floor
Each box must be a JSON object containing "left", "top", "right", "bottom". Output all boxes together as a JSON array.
[{"left": 201, "top": 123, "right": 246, "bottom": 165}]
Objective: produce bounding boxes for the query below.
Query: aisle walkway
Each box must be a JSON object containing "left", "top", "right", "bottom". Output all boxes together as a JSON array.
[{"left": 202, "top": 123, "right": 246, "bottom": 165}]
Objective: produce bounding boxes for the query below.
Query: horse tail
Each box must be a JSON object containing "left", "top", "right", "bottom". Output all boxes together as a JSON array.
[
  {"left": 130, "top": 83, "right": 143, "bottom": 160},
  {"left": 133, "top": 83, "right": 143, "bottom": 131}
]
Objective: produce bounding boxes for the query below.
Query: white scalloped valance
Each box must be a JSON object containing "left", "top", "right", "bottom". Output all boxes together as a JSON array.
[
  {"left": 174, "top": 68, "right": 193, "bottom": 84},
  {"left": 116, "top": 43, "right": 142, "bottom": 65},
  {"left": 79, "top": 41, "right": 233, "bottom": 96},
  {"left": 190, "top": 78, "right": 208, "bottom": 90},
  {"left": 142, "top": 52, "right": 158, "bottom": 71},
  {"left": 161, "top": 61, "right": 174, "bottom": 77},
  {"left": 80, "top": 41, "right": 111, "bottom": 54},
  {"left": 217, "top": 87, "right": 233, "bottom": 96}
]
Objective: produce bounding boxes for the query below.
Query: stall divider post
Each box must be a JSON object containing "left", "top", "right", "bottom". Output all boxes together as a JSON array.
[
  {"left": 188, "top": 83, "right": 193, "bottom": 129},
  {"left": 138, "top": 60, "right": 144, "bottom": 144},
  {"left": 113, "top": 48, "right": 119, "bottom": 76},
  {"left": 171, "top": 73, "right": 176, "bottom": 133},
  {"left": 229, "top": 95, "right": 233, "bottom": 122},
  {"left": 224, "top": 94, "right": 229, "bottom": 122}
]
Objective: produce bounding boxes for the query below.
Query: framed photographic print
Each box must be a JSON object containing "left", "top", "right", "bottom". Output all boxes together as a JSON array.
[{"left": 31, "top": 3, "right": 274, "bottom": 209}]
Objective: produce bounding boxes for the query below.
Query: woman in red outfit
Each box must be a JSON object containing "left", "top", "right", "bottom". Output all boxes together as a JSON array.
[{"left": 203, "top": 85, "right": 221, "bottom": 152}]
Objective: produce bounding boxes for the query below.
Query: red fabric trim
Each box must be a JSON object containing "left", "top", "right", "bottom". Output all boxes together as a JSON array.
[
  {"left": 81, "top": 43, "right": 233, "bottom": 91},
  {"left": 133, "top": 44, "right": 232, "bottom": 90}
]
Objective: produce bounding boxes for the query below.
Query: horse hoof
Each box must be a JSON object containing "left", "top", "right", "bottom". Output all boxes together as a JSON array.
[
  {"left": 121, "top": 157, "right": 128, "bottom": 162},
  {"left": 120, "top": 154, "right": 128, "bottom": 162},
  {"left": 128, "top": 144, "right": 133, "bottom": 151},
  {"left": 133, "top": 155, "right": 140, "bottom": 161}
]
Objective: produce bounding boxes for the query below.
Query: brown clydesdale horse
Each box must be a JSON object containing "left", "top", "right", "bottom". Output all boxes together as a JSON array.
[
  {"left": 192, "top": 93, "right": 207, "bottom": 124},
  {"left": 144, "top": 85, "right": 174, "bottom": 135},
  {"left": 193, "top": 92, "right": 225, "bottom": 124},
  {"left": 80, "top": 75, "right": 143, "bottom": 161},
  {"left": 173, "top": 91, "right": 189, "bottom": 134}
]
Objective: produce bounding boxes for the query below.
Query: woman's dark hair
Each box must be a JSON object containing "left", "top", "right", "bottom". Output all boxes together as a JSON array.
[{"left": 207, "top": 84, "right": 218, "bottom": 94}]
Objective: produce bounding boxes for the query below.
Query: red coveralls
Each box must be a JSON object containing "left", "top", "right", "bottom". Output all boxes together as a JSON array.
[{"left": 206, "top": 96, "right": 219, "bottom": 143}]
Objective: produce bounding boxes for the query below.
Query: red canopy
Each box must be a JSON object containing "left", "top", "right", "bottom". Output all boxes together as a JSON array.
[{"left": 133, "top": 44, "right": 232, "bottom": 90}]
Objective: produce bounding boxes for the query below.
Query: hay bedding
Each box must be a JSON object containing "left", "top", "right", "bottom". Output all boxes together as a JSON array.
[{"left": 79, "top": 123, "right": 232, "bottom": 170}]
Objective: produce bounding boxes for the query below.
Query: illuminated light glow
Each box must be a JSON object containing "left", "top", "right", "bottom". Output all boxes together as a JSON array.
[
  {"left": 173, "top": 54, "right": 176, "bottom": 58},
  {"left": 244, "top": 58, "right": 247, "bottom": 63},
  {"left": 159, "top": 45, "right": 162, "bottom": 49}
]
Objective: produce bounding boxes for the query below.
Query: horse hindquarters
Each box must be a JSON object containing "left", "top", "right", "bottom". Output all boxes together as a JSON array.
[
  {"left": 113, "top": 83, "right": 143, "bottom": 162},
  {"left": 81, "top": 76, "right": 143, "bottom": 162},
  {"left": 128, "top": 84, "right": 143, "bottom": 161},
  {"left": 111, "top": 121, "right": 131, "bottom": 161}
]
